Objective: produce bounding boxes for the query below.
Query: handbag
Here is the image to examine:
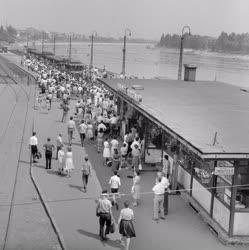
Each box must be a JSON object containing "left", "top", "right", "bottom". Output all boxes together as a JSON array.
[
  {"left": 36, "top": 151, "right": 42, "bottom": 159},
  {"left": 138, "top": 163, "right": 142, "bottom": 170},
  {"left": 109, "top": 220, "right": 115, "bottom": 234}
]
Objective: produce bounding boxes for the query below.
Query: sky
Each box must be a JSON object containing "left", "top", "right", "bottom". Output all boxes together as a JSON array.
[{"left": 0, "top": 0, "right": 249, "bottom": 39}]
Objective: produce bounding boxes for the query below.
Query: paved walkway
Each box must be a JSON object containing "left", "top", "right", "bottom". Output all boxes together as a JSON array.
[
  {"left": 3, "top": 52, "right": 248, "bottom": 250},
  {"left": 0, "top": 54, "right": 60, "bottom": 249},
  {"left": 31, "top": 94, "right": 247, "bottom": 250}
]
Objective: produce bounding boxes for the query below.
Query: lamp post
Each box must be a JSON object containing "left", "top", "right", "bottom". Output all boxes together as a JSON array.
[
  {"left": 122, "top": 28, "right": 131, "bottom": 76},
  {"left": 177, "top": 26, "right": 191, "bottom": 80},
  {"left": 53, "top": 33, "right": 56, "bottom": 56},
  {"left": 89, "top": 31, "right": 97, "bottom": 69},
  {"left": 41, "top": 31, "right": 45, "bottom": 54},
  {"left": 26, "top": 33, "right": 29, "bottom": 48},
  {"left": 68, "top": 33, "right": 72, "bottom": 62}
]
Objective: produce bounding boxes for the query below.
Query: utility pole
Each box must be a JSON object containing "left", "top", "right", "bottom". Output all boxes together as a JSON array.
[
  {"left": 33, "top": 33, "right": 36, "bottom": 49},
  {"left": 89, "top": 31, "right": 97, "bottom": 69},
  {"left": 177, "top": 37, "right": 184, "bottom": 80},
  {"left": 53, "top": 33, "right": 56, "bottom": 55},
  {"left": 122, "top": 28, "right": 131, "bottom": 76},
  {"left": 68, "top": 34, "right": 72, "bottom": 62},
  {"left": 26, "top": 33, "right": 29, "bottom": 48},
  {"left": 41, "top": 32, "right": 44, "bottom": 54},
  {"left": 90, "top": 34, "right": 94, "bottom": 69},
  {"left": 177, "top": 26, "right": 191, "bottom": 80}
]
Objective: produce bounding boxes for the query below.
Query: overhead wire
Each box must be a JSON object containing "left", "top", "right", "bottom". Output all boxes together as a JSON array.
[{"left": 0, "top": 182, "right": 248, "bottom": 208}]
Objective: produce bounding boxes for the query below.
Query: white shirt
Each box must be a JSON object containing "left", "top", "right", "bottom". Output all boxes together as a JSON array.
[
  {"left": 160, "top": 176, "right": 170, "bottom": 189},
  {"left": 97, "top": 123, "right": 106, "bottom": 132},
  {"left": 109, "top": 175, "right": 121, "bottom": 189},
  {"left": 110, "top": 116, "right": 117, "bottom": 125},
  {"left": 131, "top": 140, "right": 141, "bottom": 150},
  {"left": 152, "top": 182, "right": 165, "bottom": 195},
  {"left": 67, "top": 120, "right": 76, "bottom": 130},
  {"left": 56, "top": 136, "right": 63, "bottom": 147},
  {"left": 79, "top": 123, "right": 87, "bottom": 134},
  {"left": 111, "top": 139, "right": 119, "bottom": 149},
  {"left": 29, "top": 136, "right": 38, "bottom": 146}
]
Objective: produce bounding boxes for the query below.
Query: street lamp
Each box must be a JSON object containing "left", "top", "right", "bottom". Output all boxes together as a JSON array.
[
  {"left": 41, "top": 31, "right": 45, "bottom": 54},
  {"left": 122, "top": 28, "right": 131, "bottom": 76},
  {"left": 89, "top": 31, "right": 97, "bottom": 69},
  {"left": 177, "top": 26, "right": 191, "bottom": 80}
]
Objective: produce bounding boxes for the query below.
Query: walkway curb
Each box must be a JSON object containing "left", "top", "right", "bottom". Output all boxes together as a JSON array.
[
  {"left": 30, "top": 164, "right": 67, "bottom": 250},
  {"left": 4, "top": 53, "right": 67, "bottom": 250}
]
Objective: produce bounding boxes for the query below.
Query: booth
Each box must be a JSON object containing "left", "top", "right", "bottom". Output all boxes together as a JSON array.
[{"left": 98, "top": 78, "right": 249, "bottom": 242}]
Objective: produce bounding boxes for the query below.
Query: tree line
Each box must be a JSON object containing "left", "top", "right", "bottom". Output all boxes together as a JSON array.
[
  {"left": 0, "top": 25, "right": 155, "bottom": 45},
  {"left": 158, "top": 32, "right": 249, "bottom": 54},
  {"left": 0, "top": 25, "right": 17, "bottom": 43}
]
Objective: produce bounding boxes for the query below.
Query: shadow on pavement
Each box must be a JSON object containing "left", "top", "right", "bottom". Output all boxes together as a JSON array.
[
  {"left": 46, "top": 169, "right": 60, "bottom": 176},
  {"left": 69, "top": 184, "right": 83, "bottom": 192},
  {"left": 33, "top": 164, "right": 45, "bottom": 170},
  {"left": 71, "top": 142, "right": 82, "bottom": 147},
  {"left": 19, "top": 159, "right": 31, "bottom": 165},
  {"left": 77, "top": 229, "right": 122, "bottom": 249}
]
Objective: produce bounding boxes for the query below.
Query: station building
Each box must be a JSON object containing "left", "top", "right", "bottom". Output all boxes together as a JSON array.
[{"left": 98, "top": 75, "right": 249, "bottom": 242}]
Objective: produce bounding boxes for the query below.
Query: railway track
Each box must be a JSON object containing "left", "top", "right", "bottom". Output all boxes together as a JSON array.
[{"left": 0, "top": 57, "right": 63, "bottom": 250}]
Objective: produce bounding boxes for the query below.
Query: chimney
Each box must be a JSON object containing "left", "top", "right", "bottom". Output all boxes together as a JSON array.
[{"left": 184, "top": 64, "right": 197, "bottom": 82}]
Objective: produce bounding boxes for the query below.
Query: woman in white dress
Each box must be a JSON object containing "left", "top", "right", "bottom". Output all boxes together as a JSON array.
[
  {"left": 86, "top": 121, "right": 94, "bottom": 141},
  {"left": 64, "top": 147, "right": 74, "bottom": 177},
  {"left": 131, "top": 171, "right": 141, "bottom": 206},
  {"left": 103, "top": 139, "right": 111, "bottom": 166},
  {"left": 57, "top": 146, "right": 65, "bottom": 175}
]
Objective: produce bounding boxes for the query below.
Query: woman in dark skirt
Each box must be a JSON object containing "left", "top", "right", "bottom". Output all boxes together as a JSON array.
[{"left": 118, "top": 200, "right": 136, "bottom": 250}]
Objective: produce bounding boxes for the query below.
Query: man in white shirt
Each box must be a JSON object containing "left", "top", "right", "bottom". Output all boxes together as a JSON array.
[
  {"left": 67, "top": 116, "right": 76, "bottom": 145},
  {"left": 56, "top": 133, "right": 64, "bottom": 160},
  {"left": 109, "top": 114, "right": 118, "bottom": 137},
  {"left": 130, "top": 137, "right": 141, "bottom": 151},
  {"left": 110, "top": 136, "right": 119, "bottom": 158},
  {"left": 96, "top": 190, "right": 113, "bottom": 241},
  {"left": 79, "top": 120, "right": 87, "bottom": 147},
  {"left": 109, "top": 171, "right": 121, "bottom": 210},
  {"left": 152, "top": 176, "right": 166, "bottom": 221},
  {"left": 157, "top": 172, "right": 170, "bottom": 216},
  {"left": 29, "top": 132, "right": 38, "bottom": 163},
  {"left": 97, "top": 114, "right": 104, "bottom": 124}
]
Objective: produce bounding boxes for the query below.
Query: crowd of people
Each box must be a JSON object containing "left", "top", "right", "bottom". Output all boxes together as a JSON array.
[{"left": 26, "top": 54, "right": 171, "bottom": 250}]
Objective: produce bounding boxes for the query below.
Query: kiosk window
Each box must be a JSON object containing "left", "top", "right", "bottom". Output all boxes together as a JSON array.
[
  {"left": 235, "top": 161, "right": 249, "bottom": 210},
  {"left": 194, "top": 160, "right": 214, "bottom": 188}
]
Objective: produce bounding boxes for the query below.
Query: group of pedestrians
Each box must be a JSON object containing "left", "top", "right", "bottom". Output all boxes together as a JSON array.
[{"left": 25, "top": 54, "right": 173, "bottom": 250}]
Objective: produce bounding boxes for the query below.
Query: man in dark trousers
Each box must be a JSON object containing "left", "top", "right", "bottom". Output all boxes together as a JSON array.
[
  {"left": 29, "top": 132, "right": 38, "bottom": 163},
  {"left": 96, "top": 190, "right": 113, "bottom": 241},
  {"left": 43, "top": 138, "right": 55, "bottom": 169}
]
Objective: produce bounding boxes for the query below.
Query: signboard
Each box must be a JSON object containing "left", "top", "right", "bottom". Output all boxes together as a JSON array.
[
  {"left": 117, "top": 83, "right": 142, "bottom": 103},
  {"left": 214, "top": 167, "right": 234, "bottom": 176}
]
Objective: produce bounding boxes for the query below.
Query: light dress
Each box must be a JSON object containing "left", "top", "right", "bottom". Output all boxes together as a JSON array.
[
  {"left": 64, "top": 152, "right": 74, "bottom": 171},
  {"left": 132, "top": 175, "right": 141, "bottom": 200},
  {"left": 57, "top": 150, "right": 65, "bottom": 171},
  {"left": 86, "top": 124, "right": 94, "bottom": 139},
  {"left": 103, "top": 141, "right": 111, "bottom": 158}
]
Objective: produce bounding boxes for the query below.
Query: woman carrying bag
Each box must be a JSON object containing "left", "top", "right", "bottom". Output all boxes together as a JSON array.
[{"left": 118, "top": 200, "right": 136, "bottom": 250}]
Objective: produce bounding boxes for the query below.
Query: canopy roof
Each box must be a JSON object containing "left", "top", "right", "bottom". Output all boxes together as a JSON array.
[{"left": 99, "top": 78, "right": 249, "bottom": 159}]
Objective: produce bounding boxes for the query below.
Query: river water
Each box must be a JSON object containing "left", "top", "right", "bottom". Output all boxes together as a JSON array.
[{"left": 38, "top": 42, "right": 249, "bottom": 88}]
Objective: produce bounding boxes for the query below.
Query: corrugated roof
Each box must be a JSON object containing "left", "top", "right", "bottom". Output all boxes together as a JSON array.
[{"left": 101, "top": 79, "right": 249, "bottom": 155}]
